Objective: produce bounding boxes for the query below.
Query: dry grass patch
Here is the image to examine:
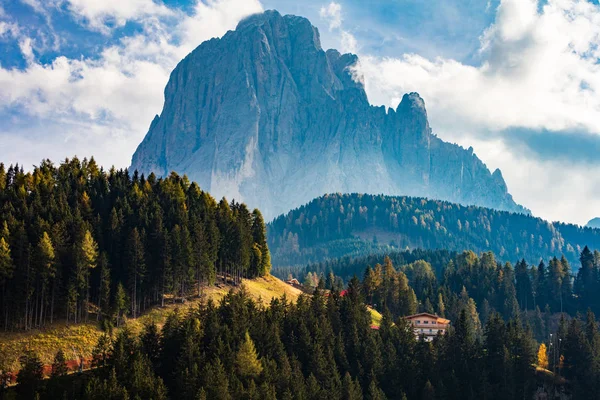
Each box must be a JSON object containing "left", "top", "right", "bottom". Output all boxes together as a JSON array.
[
  {"left": 368, "top": 307, "right": 383, "bottom": 328},
  {"left": 0, "top": 322, "right": 103, "bottom": 372},
  {"left": 0, "top": 275, "right": 300, "bottom": 372}
]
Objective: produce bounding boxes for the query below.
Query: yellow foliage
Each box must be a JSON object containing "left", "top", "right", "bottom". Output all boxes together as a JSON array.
[{"left": 538, "top": 343, "right": 549, "bottom": 369}]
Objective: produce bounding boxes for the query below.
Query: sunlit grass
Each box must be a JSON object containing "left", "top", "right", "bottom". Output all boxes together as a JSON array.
[
  {"left": 0, "top": 275, "right": 302, "bottom": 372},
  {"left": 0, "top": 322, "right": 103, "bottom": 372},
  {"left": 368, "top": 306, "right": 383, "bottom": 327}
]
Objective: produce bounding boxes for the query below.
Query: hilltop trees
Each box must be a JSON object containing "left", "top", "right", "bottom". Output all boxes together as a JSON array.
[
  {"left": 0, "top": 158, "right": 271, "bottom": 330},
  {"left": 268, "top": 193, "right": 600, "bottom": 268},
  {"left": 297, "top": 246, "right": 600, "bottom": 348}
]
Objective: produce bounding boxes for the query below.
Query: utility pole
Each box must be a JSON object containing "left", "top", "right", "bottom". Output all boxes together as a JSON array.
[{"left": 549, "top": 333, "right": 555, "bottom": 374}]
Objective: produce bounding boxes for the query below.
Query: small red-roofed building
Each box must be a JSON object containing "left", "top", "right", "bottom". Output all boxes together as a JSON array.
[{"left": 404, "top": 313, "right": 450, "bottom": 341}]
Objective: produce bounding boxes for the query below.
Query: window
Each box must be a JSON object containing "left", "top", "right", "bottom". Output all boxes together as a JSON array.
[
  {"left": 416, "top": 320, "right": 421, "bottom": 324},
  {"left": 424, "top": 321, "right": 429, "bottom": 324},
  {"left": 430, "top": 329, "right": 433, "bottom": 332}
]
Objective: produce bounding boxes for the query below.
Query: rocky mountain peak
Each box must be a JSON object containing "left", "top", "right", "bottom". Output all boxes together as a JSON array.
[
  {"left": 398, "top": 92, "right": 426, "bottom": 112},
  {"left": 131, "top": 10, "right": 528, "bottom": 220}
]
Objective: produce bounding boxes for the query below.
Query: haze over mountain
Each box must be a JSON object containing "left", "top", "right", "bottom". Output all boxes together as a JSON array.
[
  {"left": 131, "top": 10, "right": 527, "bottom": 220},
  {"left": 588, "top": 218, "right": 600, "bottom": 229}
]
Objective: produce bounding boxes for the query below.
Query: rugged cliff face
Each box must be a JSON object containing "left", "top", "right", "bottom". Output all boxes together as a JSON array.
[{"left": 131, "top": 10, "right": 528, "bottom": 220}]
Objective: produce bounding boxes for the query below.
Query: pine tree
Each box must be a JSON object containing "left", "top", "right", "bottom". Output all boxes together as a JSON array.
[
  {"left": 437, "top": 293, "right": 446, "bottom": 317},
  {"left": 515, "top": 259, "right": 533, "bottom": 310},
  {"left": 114, "top": 282, "right": 127, "bottom": 326},
  {"left": 17, "top": 350, "right": 44, "bottom": 398},
  {"left": 35, "top": 232, "right": 55, "bottom": 326},
  {"left": 0, "top": 237, "right": 13, "bottom": 328},
  {"left": 204, "top": 359, "right": 232, "bottom": 400},
  {"left": 99, "top": 253, "right": 111, "bottom": 319},
  {"left": 251, "top": 209, "right": 271, "bottom": 276},
  {"left": 367, "top": 378, "right": 387, "bottom": 400},
  {"left": 51, "top": 349, "right": 68, "bottom": 377},
  {"left": 342, "top": 372, "right": 363, "bottom": 400},
  {"left": 422, "top": 380, "right": 435, "bottom": 400},
  {"left": 77, "top": 230, "right": 98, "bottom": 321},
  {"left": 575, "top": 246, "right": 598, "bottom": 313},
  {"left": 127, "top": 228, "right": 145, "bottom": 318},
  {"left": 236, "top": 331, "right": 263, "bottom": 379}
]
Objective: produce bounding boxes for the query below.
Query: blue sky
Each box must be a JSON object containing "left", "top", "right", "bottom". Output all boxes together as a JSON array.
[{"left": 1, "top": 0, "right": 600, "bottom": 225}]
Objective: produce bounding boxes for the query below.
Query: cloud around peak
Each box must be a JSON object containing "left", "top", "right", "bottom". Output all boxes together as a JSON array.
[
  {"left": 0, "top": 0, "right": 263, "bottom": 169},
  {"left": 355, "top": 0, "right": 600, "bottom": 135}
]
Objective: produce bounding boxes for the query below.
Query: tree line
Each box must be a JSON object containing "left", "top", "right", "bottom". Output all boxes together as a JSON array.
[
  {"left": 267, "top": 193, "right": 600, "bottom": 268},
  {"left": 297, "top": 247, "right": 600, "bottom": 345},
  {"left": 12, "top": 279, "right": 600, "bottom": 399},
  {"left": 0, "top": 158, "right": 271, "bottom": 330}
]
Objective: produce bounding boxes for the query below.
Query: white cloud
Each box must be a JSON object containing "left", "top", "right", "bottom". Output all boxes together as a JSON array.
[
  {"left": 0, "top": 5, "right": 19, "bottom": 39},
  {"left": 319, "top": 2, "right": 359, "bottom": 54},
  {"left": 18, "top": 37, "right": 35, "bottom": 64},
  {"left": 355, "top": 0, "right": 600, "bottom": 134},
  {"left": 451, "top": 134, "right": 600, "bottom": 225},
  {"left": 347, "top": 0, "right": 600, "bottom": 223},
  {"left": 340, "top": 30, "right": 357, "bottom": 53},
  {"left": 64, "top": 0, "right": 175, "bottom": 33},
  {"left": 319, "top": 2, "right": 342, "bottom": 31},
  {"left": 0, "top": 21, "right": 17, "bottom": 38},
  {"left": 0, "top": 0, "right": 263, "bottom": 169},
  {"left": 177, "top": 0, "right": 265, "bottom": 57},
  {"left": 19, "top": 0, "right": 50, "bottom": 15}
]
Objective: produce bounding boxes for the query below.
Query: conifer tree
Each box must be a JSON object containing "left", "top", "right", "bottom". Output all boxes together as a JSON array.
[
  {"left": 98, "top": 252, "right": 111, "bottom": 319},
  {"left": 342, "top": 372, "right": 363, "bottom": 400},
  {"left": 367, "top": 378, "right": 387, "bottom": 400},
  {"left": 251, "top": 209, "right": 271, "bottom": 276},
  {"left": 17, "top": 350, "right": 44, "bottom": 398},
  {"left": 236, "top": 331, "right": 263, "bottom": 379},
  {"left": 0, "top": 237, "right": 13, "bottom": 327},
  {"left": 437, "top": 292, "right": 445, "bottom": 317},
  {"left": 77, "top": 230, "right": 98, "bottom": 321},
  {"left": 127, "top": 228, "right": 145, "bottom": 318},
  {"left": 114, "top": 282, "right": 127, "bottom": 326},
  {"left": 51, "top": 349, "right": 68, "bottom": 377},
  {"left": 422, "top": 380, "right": 435, "bottom": 400}
]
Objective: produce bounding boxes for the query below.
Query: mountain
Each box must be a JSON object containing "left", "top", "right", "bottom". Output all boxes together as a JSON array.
[
  {"left": 131, "top": 10, "right": 528, "bottom": 220},
  {"left": 587, "top": 217, "right": 600, "bottom": 229},
  {"left": 267, "top": 193, "right": 600, "bottom": 268}
]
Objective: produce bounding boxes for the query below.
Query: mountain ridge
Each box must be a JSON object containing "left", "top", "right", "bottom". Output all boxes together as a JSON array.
[{"left": 131, "top": 9, "right": 528, "bottom": 220}]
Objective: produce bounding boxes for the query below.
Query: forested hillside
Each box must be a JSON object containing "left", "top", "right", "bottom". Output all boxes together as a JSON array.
[
  {"left": 296, "top": 247, "right": 600, "bottom": 338},
  {"left": 14, "top": 271, "right": 600, "bottom": 399},
  {"left": 0, "top": 158, "right": 271, "bottom": 331},
  {"left": 268, "top": 193, "right": 600, "bottom": 268},
  {"left": 9, "top": 214, "right": 600, "bottom": 398}
]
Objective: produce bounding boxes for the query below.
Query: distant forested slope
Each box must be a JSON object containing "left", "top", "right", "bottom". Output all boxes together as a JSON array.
[
  {"left": 0, "top": 158, "right": 271, "bottom": 330},
  {"left": 268, "top": 193, "right": 600, "bottom": 268}
]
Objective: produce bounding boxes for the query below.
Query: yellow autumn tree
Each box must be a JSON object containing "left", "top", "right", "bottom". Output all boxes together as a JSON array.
[
  {"left": 537, "top": 343, "right": 549, "bottom": 369},
  {"left": 235, "top": 331, "right": 263, "bottom": 378}
]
